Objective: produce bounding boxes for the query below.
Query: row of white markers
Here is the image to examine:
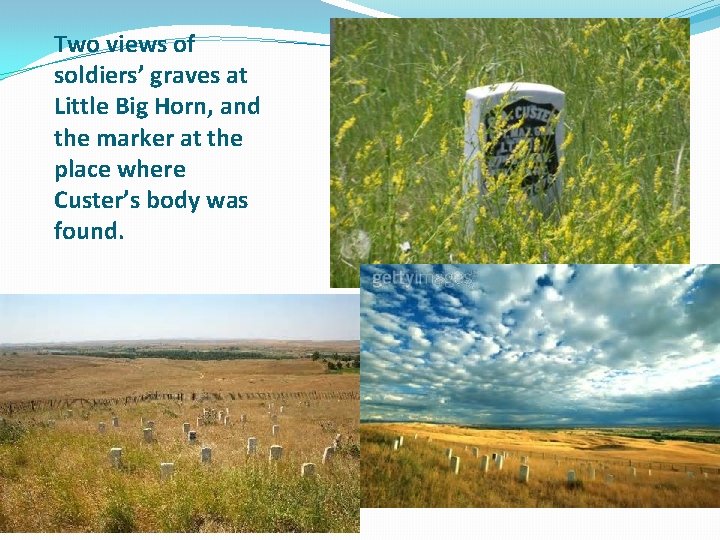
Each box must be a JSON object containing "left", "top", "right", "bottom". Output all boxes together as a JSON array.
[
  {"left": 393, "top": 437, "right": 710, "bottom": 483},
  {"left": 108, "top": 446, "right": 320, "bottom": 479}
]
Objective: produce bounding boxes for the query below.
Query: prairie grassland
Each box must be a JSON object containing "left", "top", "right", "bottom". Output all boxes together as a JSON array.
[
  {"left": 331, "top": 18, "right": 690, "bottom": 287},
  {"left": 361, "top": 424, "right": 720, "bottom": 508},
  {"left": 0, "top": 354, "right": 358, "bottom": 401},
  {"left": 0, "top": 355, "right": 360, "bottom": 532}
]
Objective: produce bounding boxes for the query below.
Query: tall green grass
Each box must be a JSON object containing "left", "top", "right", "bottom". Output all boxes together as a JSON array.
[{"left": 331, "top": 18, "right": 689, "bottom": 287}]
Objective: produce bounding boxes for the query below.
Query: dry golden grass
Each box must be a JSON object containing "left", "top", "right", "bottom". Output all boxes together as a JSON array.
[
  {"left": 0, "top": 354, "right": 357, "bottom": 401},
  {"left": 362, "top": 423, "right": 720, "bottom": 508},
  {"left": 0, "top": 353, "right": 360, "bottom": 532}
]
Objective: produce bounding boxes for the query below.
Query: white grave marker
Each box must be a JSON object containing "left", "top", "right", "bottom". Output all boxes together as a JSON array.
[
  {"left": 269, "top": 445, "right": 283, "bottom": 461},
  {"left": 272, "top": 424, "right": 280, "bottom": 436},
  {"left": 480, "top": 455, "right": 490, "bottom": 473},
  {"left": 301, "top": 462, "right": 316, "bottom": 477},
  {"left": 98, "top": 422, "right": 106, "bottom": 433},
  {"left": 143, "top": 427, "right": 153, "bottom": 443},
  {"left": 322, "top": 446, "right": 335, "bottom": 464},
  {"left": 201, "top": 447, "right": 212, "bottom": 463},
  {"left": 496, "top": 454, "right": 504, "bottom": 471},
  {"left": 463, "top": 82, "right": 565, "bottom": 231},
  {"left": 519, "top": 464, "right": 530, "bottom": 483},
  {"left": 398, "top": 436, "right": 404, "bottom": 447},
  {"left": 567, "top": 470, "right": 576, "bottom": 485},
  {"left": 109, "top": 447, "right": 122, "bottom": 468},
  {"left": 450, "top": 455, "right": 460, "bottom": 474},
  {"left": 183, "top": 422, "right": 191, "bottom": 434},
  {"left": 112, "top": 416, "right": 119, "bottom": 428},
  {"left": 188, "top": 430, "right": 197, "bottom": 444},
  {"left": 445, "top": 448, "right": 453, "bottom": 459},
  {"left": 160, "top": 462, "right": 174, "bottom": 480},
  {"left": 247, "top": 437, "right": 257, "bottom": 454},
  {"left": 472, "top": 447, "right": 479, "bottom": 458}
]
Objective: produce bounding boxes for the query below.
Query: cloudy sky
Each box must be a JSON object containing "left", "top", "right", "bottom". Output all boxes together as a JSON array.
[
  {"left": 361, "top": 265, "right": 720, "bottom": 426},
  {"left": 0, "top": 294, "right": 359, "bottom": 343}
]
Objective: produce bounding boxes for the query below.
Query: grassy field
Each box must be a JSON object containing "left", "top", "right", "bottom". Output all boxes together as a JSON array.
[
  {"left": 361, "top": 423, "right": 720, "bottom": 508},
  {"left": 331, "top": 19, "right": 690, "bottom": 287},
  {"left": 0, "top": 350, "right": 360, "bottom": 532}
]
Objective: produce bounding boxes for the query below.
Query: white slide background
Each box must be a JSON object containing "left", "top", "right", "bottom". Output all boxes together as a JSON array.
[{"left": 0, "top": 19, "right": 718, "bottom": 540}]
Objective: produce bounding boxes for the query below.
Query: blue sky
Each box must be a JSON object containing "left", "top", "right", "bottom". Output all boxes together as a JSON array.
[
  {"left": 360, "top": 264, "right": 720, "bottom": 426},
  {"left": 0, "top": 295, "right": 359, "bottom": 343}
]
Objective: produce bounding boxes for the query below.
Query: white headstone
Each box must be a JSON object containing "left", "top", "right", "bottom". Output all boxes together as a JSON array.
[
  {"left": 301, "top": 462, "right": 316, "bottom": 477},
  {"left": 247, "top": 437, "right": 257, "bottom": 454},
  {"left": 630, "top": 467, "right": 637, "bottom": 477},
  {"left": 414, "top": 434, "right": 418, "bottom": 440},
  {"left": 188, "top": 430, "right": 197, "bottom": 444},
  {"left": 450, "top": 455, "right": 460, "bottom": 474},
  {"left": 66, "top": 409, "right": 73, "bottom": 418},
  {"left": 201, "top": 447, "right": 211, "bottom": 463},
  {"left": 240, "top": 414, "right": 247, "bottom": 423},
  {"left": 112, "top": 416, "right": 119, "bottom": 428},
  {"left": 322, "top": 446, "right": 335, "bottom": 464},
  {"left": 567, "top": 470, "right": 576, "bottom": 484},
  {"left": 398, "top": 436, "right": 404, "bottom": 447},
  {"left": 648, "top": 469, "right": 652, "bottom": 476},
  {"left": 183, "top": 422, "right": 191, "bottom": 434},
  {"left": 495, "top": 454, "right": 504, "bottom": 471},
  {"left": 445, "top": 448, "right": 453, "bottom": 459},
  {"left": 143, "top": 427, "right": 153, "bottom": 443},
  {"left": 196, "top": 417, "right": 203, "bottom": 427},
  {"left": 589, "top": 468, "right": 596, "bottom": 480},
  {"left": 109, "top": 447, "right": 122, "bottom": 468},
  {"left": 280, "top": 406, "right": 284, "bottom": 414},
  {"left": 480, "top": 455, "right": 490, "bottom": 473},
  {"left": 472, "top": 447, "right": 479, "bottom": 458},
  {"left": 160, "top": 462, "right": 174, "bottom": 480},
  {"left": 223, "top": 416, "right": 230, "bottom": 426},
  {"left": 269, "top": 445, "right": 283, "bottom": 461},
  {"left": 272, "top": 424, "right": 280, "bottom": 436},
  {"left": 393, "top": 439, "right": 399, "bottom": 451},
  {"left": 463, "top": 82, "right": 566, "bottom": 231},
  {"left": 520, "top": 456, "right": 528, "bottom": 464},
  {"left": 98, "top": 422, "right": 106, "bottom": 433},
  {"left": 519, "top": 464, "right": 530, "bottom": 483}
]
